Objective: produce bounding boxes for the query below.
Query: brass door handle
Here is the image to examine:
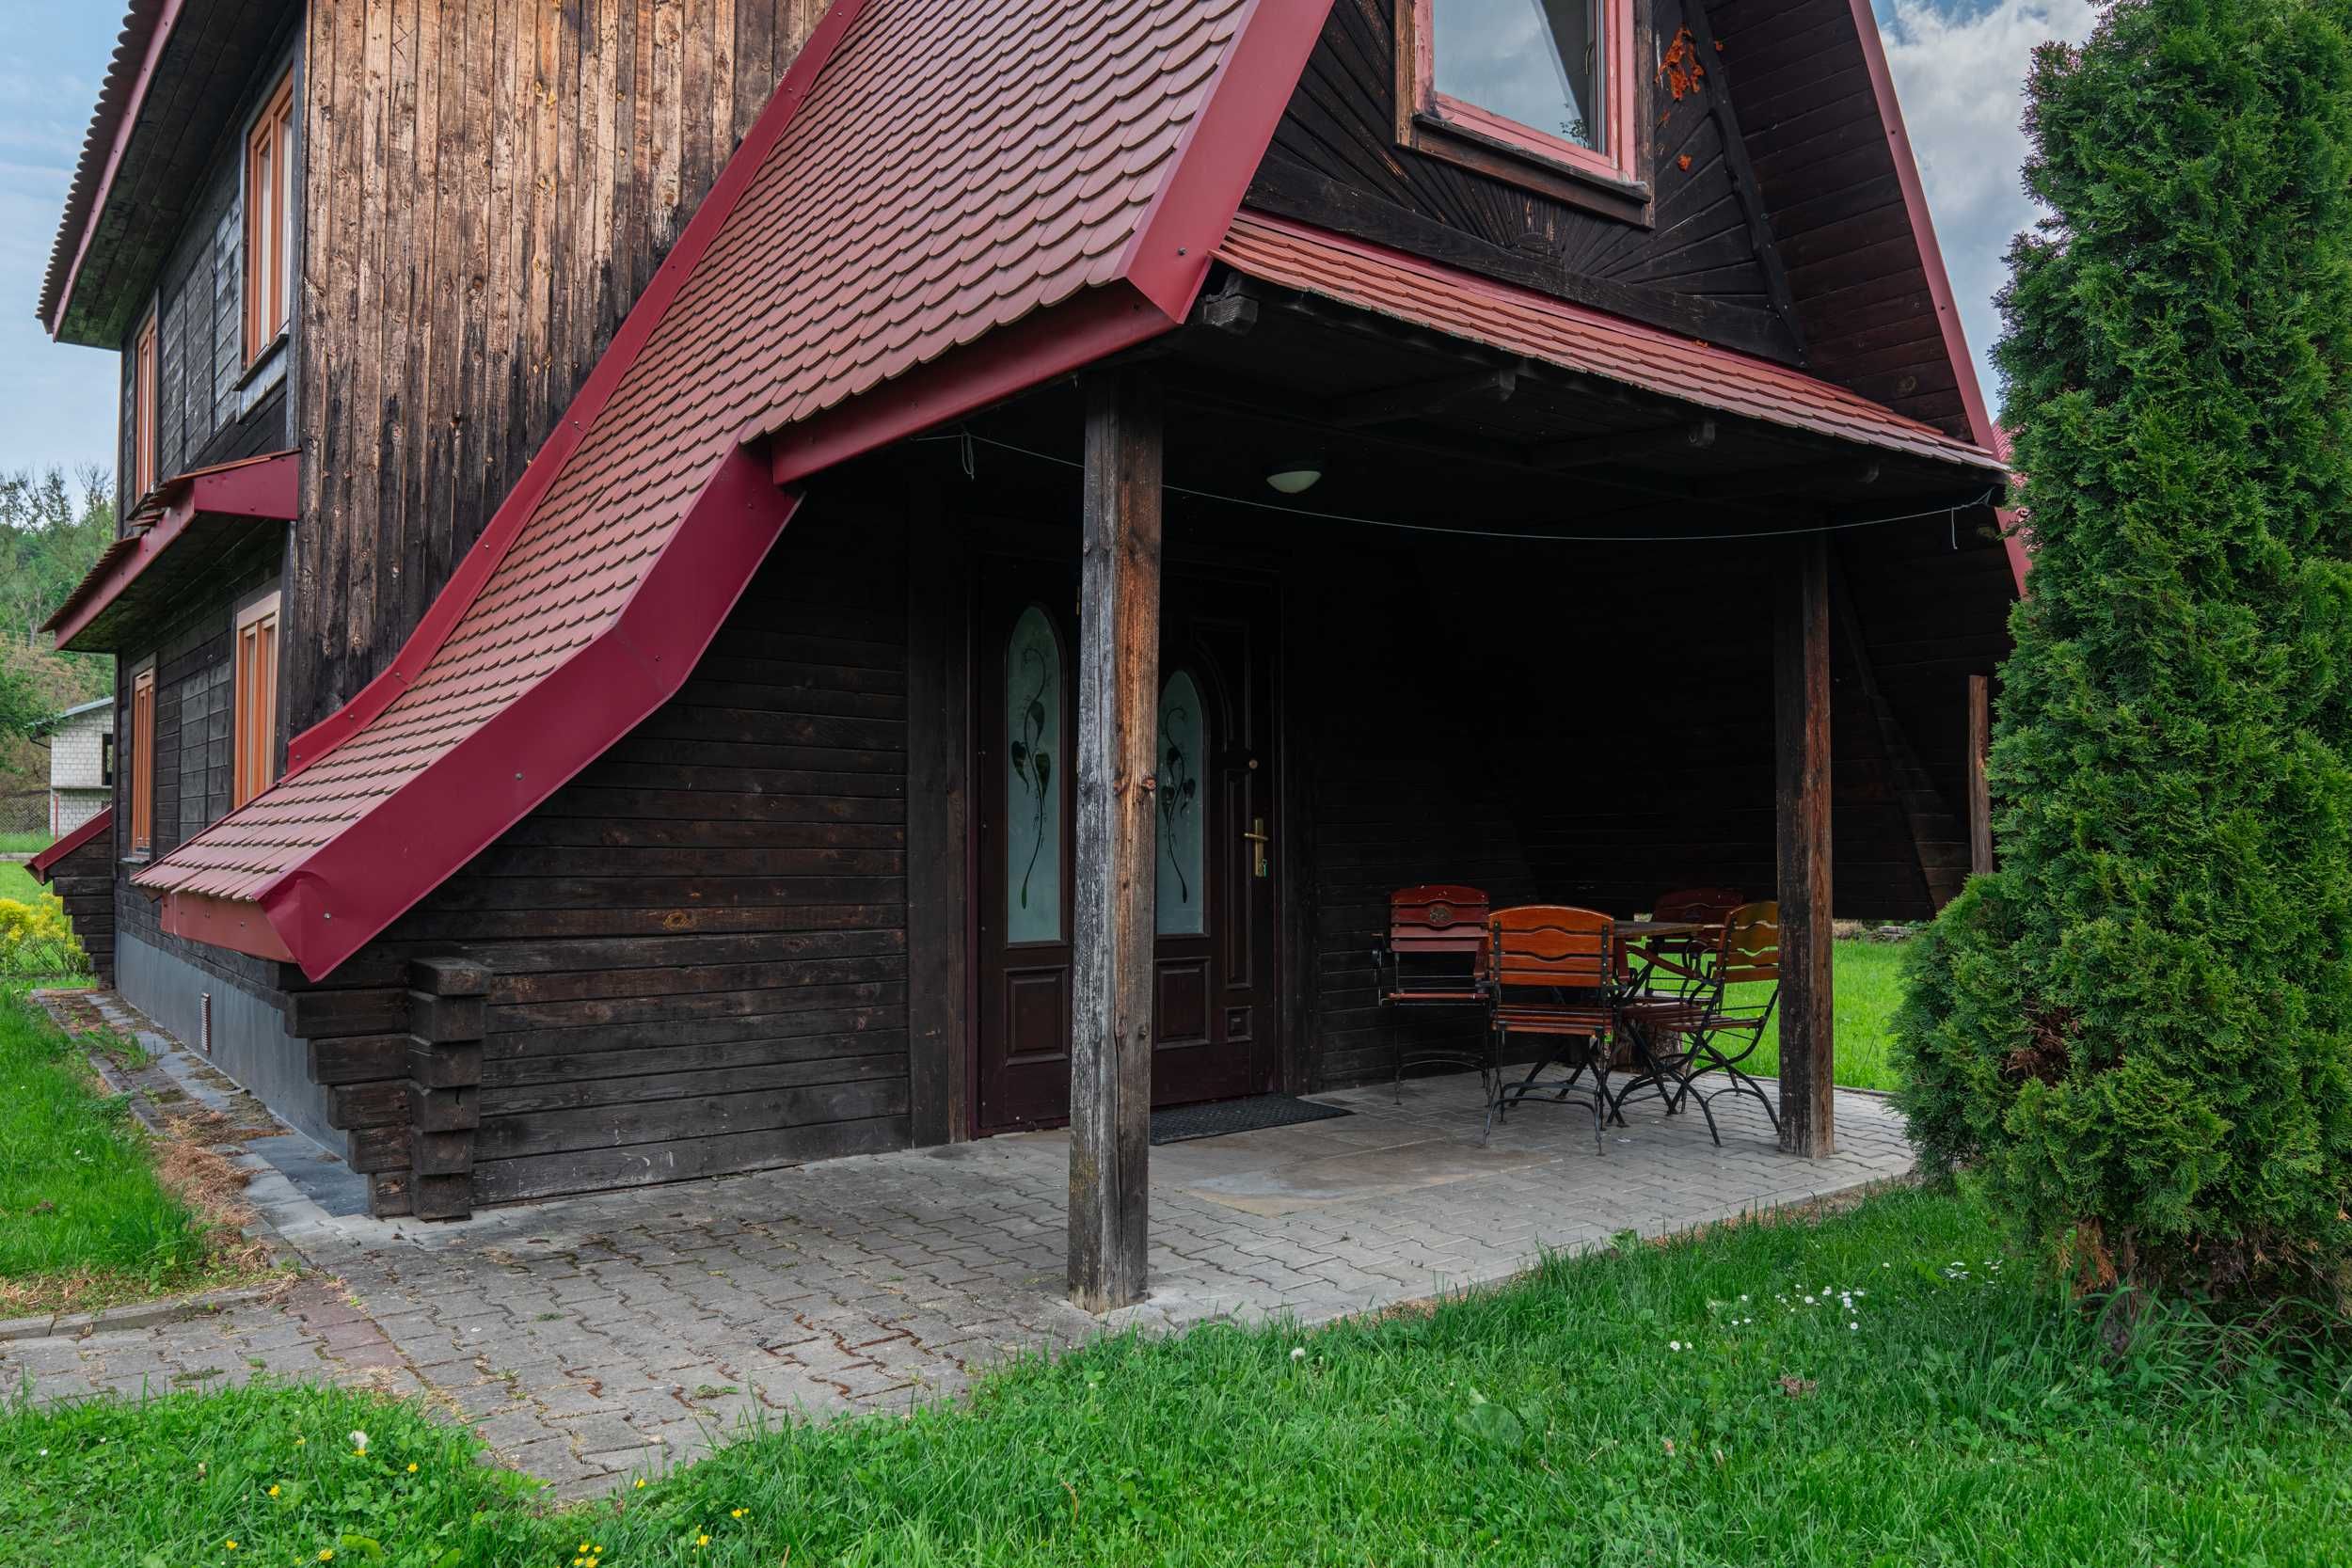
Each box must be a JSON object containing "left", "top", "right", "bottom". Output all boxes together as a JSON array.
[{"left": 1243, "top": 816, "right": 1270, "bottom": 879}]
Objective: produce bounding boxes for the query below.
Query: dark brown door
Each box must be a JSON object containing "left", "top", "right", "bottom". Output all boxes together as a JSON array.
[{"left": 973, "top": 562, "right": 1279, "bottom": 1132}]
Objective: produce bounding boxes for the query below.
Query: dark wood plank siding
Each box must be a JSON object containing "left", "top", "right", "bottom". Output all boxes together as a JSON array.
[
  {"left": 117, "top": 50, "right": 298, "bottom": 521},
  {"left": 1708, "top": 0, "right": 1972, "bottom": 436},
  {"left": 1248, "top": 0, "right": 1805, "bottom": 361},
  {"left": 42, "top": 832, "right": 117, "bottom": 987},
  {"left": 290, "top": 499, "right": 913, "bottom": 1212},
  {"left": 289, "top": 0, "right": 825, "bottom": 739}
]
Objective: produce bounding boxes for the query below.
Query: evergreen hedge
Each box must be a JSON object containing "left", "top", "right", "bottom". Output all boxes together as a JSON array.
[{"left": 1895, "top": 0, "right": 2352, "bottom": 1309}]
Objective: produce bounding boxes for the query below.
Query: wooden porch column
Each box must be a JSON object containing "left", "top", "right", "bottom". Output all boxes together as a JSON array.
[
  {"left": 1774, "top": 532, "right": 1835, "bottom": 1157},
  {"left": 1069, "top": 368, "right": 1163, "bottom": 1312},
  {"left": 1966, "top": 674, "right": 1994, "bottom": 877}
]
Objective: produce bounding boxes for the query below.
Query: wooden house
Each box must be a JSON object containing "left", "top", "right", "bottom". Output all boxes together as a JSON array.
[{"left": 37, "top": 0, "right": 2015, "bottom": 1307}]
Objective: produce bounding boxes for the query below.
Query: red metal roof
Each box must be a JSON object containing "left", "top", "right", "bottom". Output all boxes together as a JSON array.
[
  {"left": 37, "top": 0, "right": 176, "bottom": 336},
  {"left": 137, "top": 0, "right": 1330, "bottom": 979},
  {"left": 44, "top": 451, "right": 300, "bottom": 652},
  {"left": 1216, "top": 210, "right": 2008, "bottom": 473},
  {"left": 29, "top": 809, "right": 113, "bottom": 886}
]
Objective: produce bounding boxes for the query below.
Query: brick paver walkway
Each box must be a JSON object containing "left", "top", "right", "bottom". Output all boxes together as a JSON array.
[{"left": 6, "top": 997, "right": 1915, "bottom": 1497}]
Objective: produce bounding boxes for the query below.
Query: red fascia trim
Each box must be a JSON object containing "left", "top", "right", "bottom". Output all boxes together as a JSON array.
[
  {"left": 1847, "top": 0, "right": 2024, "bottom": 591},
  {"left": 768, "top": 284, "right": 1178, "bottom": 486},
  {"left": 1118, "top": 0, "right": 1337, "bottom": 321},
  {"left": 27, "top": 808, "right": 114, "bottom": 885},
  {"left": 236, "top": 449, "right": 800, "bottom": 980},
  {"left": 48, "top": 0, "right": 185, "bottom": 339},
  {"left": 45, "top": 450, "right": 300, "bottom": 649},
  {"left": 157, "top": 889, "right": 295, "bottom": 963},
  {"left": 282, "top": 0, "right": 874, "bottom": 780}
]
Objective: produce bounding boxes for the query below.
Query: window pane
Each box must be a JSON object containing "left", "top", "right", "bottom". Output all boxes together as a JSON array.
[
  {"left": 1435, "top": 0, "right": 1605, "bottom": 151},
  {"left": 1155, "top": 671, "right": 1205, "bottom": 936},
  {"left": 1005, "top": 607, "right": 1063, "bottom": 943}
]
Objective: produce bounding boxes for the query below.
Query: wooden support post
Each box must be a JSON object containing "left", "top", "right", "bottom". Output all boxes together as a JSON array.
[
  {"left": 1774, "top": 533, "right": 1835, "bottom": 1158},
  {"left": 405, "top": 956, "right": 489, "bottom": 1221},
  {"left": 1966, "top": 673, "right": 1994, "bottom": 877},
  {"left": 1069, "top": 367, "right": 1163, "bottom": 1313}
]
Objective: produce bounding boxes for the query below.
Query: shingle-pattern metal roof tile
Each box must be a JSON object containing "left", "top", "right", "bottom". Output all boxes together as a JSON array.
[
  {"left": 1216, "top": 211, "right": 2008, "bottom": 473},
  {"left": 135, "top": 0, "right": 1257, "bottom": 911}
]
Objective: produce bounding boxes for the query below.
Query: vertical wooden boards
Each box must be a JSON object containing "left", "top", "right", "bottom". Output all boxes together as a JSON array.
[
  {"left": 1967, "top": 673, "right": 1993, "bottom": 877},
  {"left": 904, "top": 483, "right": 971, "bottom": 1146},
  {"left": 1069, "top": 370, "right": 1163, "bottom": 1313},
  {"left": 1775, "top": 531, "right": 1835, "bottom": 1158},
  {"left": 287, "top": 1, "right": 821, "bottom": 737}
]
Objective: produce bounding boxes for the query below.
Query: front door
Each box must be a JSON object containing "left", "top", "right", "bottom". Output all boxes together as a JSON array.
[{"left": 973, "top": 559, "right": 1279, "bottom": 1132}]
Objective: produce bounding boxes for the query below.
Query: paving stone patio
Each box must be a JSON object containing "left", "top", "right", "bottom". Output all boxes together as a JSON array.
[{"left": 5, "top": 993, "right": 1915, "bottom": 1497}]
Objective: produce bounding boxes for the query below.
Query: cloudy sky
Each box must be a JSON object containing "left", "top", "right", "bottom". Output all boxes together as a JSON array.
[{"left": 0, "top": 0, "right": 2092, "bottom": 479}]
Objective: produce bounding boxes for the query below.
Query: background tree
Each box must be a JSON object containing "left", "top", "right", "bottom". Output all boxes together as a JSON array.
[
  {"left": 0, "top": 467, "right": 116, "bottom": 831},
  {"left": 1895, "top": 0, "right": 2352, "bottom": 1309}
]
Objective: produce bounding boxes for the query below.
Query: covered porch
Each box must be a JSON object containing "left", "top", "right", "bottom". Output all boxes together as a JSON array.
[{"left": 882, "top": 214, "right": 2015, "bottom": 1310}]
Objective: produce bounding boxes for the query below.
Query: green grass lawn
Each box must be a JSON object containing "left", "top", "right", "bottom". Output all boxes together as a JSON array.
[
  {"left": 0, "top": 859, "right": 45, "bottom": 901},
  {"left": 0, "top": 831, "right": 54, "bottom": 855},
  {"left": 0, "top": 991, "right": 253, "bottom": 1314},
  {"left": 7, "top": 1186, "right": 2345, "bottom": 1567},
  {"left": 1746, "top": 938, "right": 1909, "bottom": 1092}
]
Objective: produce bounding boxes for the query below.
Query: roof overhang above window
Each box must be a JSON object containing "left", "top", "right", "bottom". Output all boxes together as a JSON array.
[
  {"left": 43, "top": 450, "right": 299, "bottom": 654},
  {"left": 40, "top": 0, "right": 303, "bottom": 347}
]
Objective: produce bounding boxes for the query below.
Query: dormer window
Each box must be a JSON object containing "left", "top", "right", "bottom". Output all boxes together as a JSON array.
[
  {"left": 244, "top": 71, "right": 296, "bottom": 364},
  {"left": 1399, "top": 0, "right": 1642, "bottom": 215}
]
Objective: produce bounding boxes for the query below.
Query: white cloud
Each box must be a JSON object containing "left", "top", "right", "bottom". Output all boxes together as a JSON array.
[{"left": 1875, "top": 0, "right": 2099, "bottom": 417}]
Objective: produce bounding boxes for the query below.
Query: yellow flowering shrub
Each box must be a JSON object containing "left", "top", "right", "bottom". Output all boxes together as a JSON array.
[{"left": 0, "top": 893, "right": 87, "bottom": 978}]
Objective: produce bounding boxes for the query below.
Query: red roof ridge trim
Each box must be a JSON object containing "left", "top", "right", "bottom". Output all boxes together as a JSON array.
[
  {"left": 283, "top": 0, "right": 876, "bottom": 781},
  {"left": 768, "top": 0, "right": 1334, "bottom": 486},
  {"left": 186, "top": 450, "right": 796, "bottom": 979},
  {"left": 44, "top": 449, "right": 301, "bottom": 649},
  {"left": 29, "top": 808, "right": 113, "bottom": 885},
  {"left": 1217, "top": 209, "right": 2007, "bottom": 472},
  {"left": 41, "top": 0, "right": 180, "bottom": 337}
]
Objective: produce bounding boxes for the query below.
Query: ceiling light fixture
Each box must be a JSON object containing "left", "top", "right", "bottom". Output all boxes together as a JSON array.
[{"left": 1264, "top": 457, "right": 1324, "bottom": 496}]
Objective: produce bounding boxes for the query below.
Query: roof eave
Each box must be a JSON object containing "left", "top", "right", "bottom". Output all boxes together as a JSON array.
[{"left": 40, "top": 0, "right": 183, "bottom": 341}]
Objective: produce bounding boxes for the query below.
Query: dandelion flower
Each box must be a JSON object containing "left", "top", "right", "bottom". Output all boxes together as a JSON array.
[
  {"left": 348, "top": 1431, "right": 369, "bottom": 1454},
  {"left": 731, "top": 1508, "right": 746, "bottom": 1518},
  {"left": 635, "top": 1479, "right": 646, "bottom": 1490},
  {"left": 406, "top": 1463, "right": 419, "bottom": 1474},
  {"left": 268, "top": 1486, "right": 280, "bottom": 1497},
  {"left": 1290, "top": 1346, "right": 1306, "bottom": 1361},
  {"left": 697, "top": 1533, "right": 712, "bottom": 1547},
  {"left": 321, "top": 1553, "right": 335, "bottom": 1563},
  {"left": 225, "top": 1544, "right": 237, "bottom": 1551}
]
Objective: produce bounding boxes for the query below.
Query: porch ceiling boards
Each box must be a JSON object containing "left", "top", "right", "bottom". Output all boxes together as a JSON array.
[
  {"left": 132, "top": 0, "right": 1333, "bottom": 981},
  {"left": 1212, "top": 211, "right": 2006, "bottom": 482}
]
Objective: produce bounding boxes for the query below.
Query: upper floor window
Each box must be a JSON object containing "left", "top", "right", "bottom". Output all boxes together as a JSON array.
[
  {"left": 232, "top": 590, "right": 282, "bottom": 809},
  {"left": 1403, "top": 0, "right": 1638, "bottom": 199},
  {"left": 132, "top": 311, "right": 158, "bottom": 498},
  {"left": 129, "top": 664, "right": 156, "bottom": 855},
  {"left": 244, "top": 71, "right": 296, "bottom": 364}
]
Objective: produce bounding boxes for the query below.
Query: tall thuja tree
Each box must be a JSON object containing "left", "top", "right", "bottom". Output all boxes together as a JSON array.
[{"left": 1897, "top": 0, "right": 2352, "bottom": 1307}]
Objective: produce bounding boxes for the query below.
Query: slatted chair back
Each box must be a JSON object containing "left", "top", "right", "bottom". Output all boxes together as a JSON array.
[
  {"left": 1389, "top": 884, "right": 1491, "bottom": 958},
  {"left": 1488, "top": 905, "right": 1614, "bottom": 997},
  {"left": 1378, "top": 883, "right": 1490, "bottom": 1012},
  {"left": 1636, "top": 885, "right": 1745, "bottom": 991},
  {"left": 1720, "top": 901, "right": 1781, "bottom": 986}
]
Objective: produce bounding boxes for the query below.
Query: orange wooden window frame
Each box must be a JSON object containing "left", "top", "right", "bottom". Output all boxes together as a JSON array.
[
  {"left": 243, "top": 71, "right": 296, "bottom": 365},
  {"left": 1400, "top": 0, "right": 1639, "bottom": 191},
  {"left": 133, "top": 312, "right": 157, "bottom": 498},
  {"left": 130, "top": 666, "right": 156, "bottom": 854},
  {"left": 232, "top": 593, "right": 282, "bottom": 809}
]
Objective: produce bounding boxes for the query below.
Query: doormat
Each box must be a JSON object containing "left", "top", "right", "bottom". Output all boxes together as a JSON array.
[{"left": 1149, "top": 1094, "right": 1353, "bottom": 1146}]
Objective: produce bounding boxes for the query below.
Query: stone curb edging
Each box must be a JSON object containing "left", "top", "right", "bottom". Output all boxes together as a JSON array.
[{"left": 0, "top": 1282, "right": 286, "bottom": 1344}]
